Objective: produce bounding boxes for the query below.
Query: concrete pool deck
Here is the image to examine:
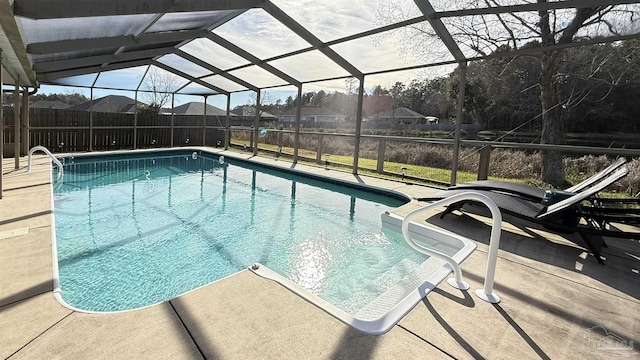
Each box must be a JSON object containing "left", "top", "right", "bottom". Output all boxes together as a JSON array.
[{"left": 1, "top": 149, "right": 638, "bottom": 359}]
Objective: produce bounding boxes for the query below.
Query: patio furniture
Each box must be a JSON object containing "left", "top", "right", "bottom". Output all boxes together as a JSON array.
[
  {"left": 418, "top": 166, "right": 638, "bottom": 264},
  {"left": 448, "top": 157, "right": 627, "bottom": 201}
]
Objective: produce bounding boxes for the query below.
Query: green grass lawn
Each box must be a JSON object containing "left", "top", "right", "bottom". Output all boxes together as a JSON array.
[
  {"left": 231, "top": 140, "right": 500, "bottom": 187},
  {"left": 229, "top": 139, "right": 634, "bottom": 198}
]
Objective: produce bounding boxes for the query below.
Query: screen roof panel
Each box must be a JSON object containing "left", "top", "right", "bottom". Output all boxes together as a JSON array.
[
  {"left": 270, "top": 0, "right": 422, "bottom": 42},
  {"left": 139, "top": 65, "right": 190, "bottom": 93},
  {"left": 440, "top": 5, "right": 640, "bottom": 59},
  {"left": 575, "top": 4, "right": 640, "bottom": 38},
  {"left": 45, "top": 73, "right": 99, "bottom": 87},
  {"left": 201, "top": 75, "right": 248, "bottom": 93},
  {"left": 8, "top": 0, "right": 640, "bottom": 95},
  {"left": 213, "top": 8, "right": 310, "bottom": 60},
  {"left": 331, "top": 22, "right": 454, "bottom": 74},
  {"left": 269, "top": 50, "right": 350, "bottom": 82},
  {"left": 229, "top": 65, "right": 289, "bottom": 88},
  {"left": 302, "top": 78, "right": 358, "bottom": 93},
  {"left": 30, "top": 48, "right": 119, "bottom": 65},
  {"left": 177, "top": 83, "right": 218, "bottom": 95},
  {"left": 428, "top": 0, "right": 533, "bottom": 12},
  {"left": 179, "top": 38, "right": 251, "bottom": 70},
  {"left": 18, "top": 14, "right": 157, "bottom": 44},
  {"left": 146, "top": 11, "right": 236, "bottom": 32},
  {"left": 94, "top": 66, "right": 148, "bottom": 89},
  {"left": 156, "top": 54, "right": 212, "bottom": 78}
]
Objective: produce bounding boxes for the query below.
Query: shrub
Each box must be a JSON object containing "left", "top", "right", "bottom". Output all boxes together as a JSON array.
[{"left": 234, "top": 130, "right": 640, "bottom": 196}]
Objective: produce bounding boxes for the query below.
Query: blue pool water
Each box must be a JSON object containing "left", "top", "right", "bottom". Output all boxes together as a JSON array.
[{"left": 53, "top": 151, "right": 428, "bottom": 313}]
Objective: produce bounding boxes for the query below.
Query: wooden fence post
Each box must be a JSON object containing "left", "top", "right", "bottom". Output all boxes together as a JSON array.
[
  {"left": 477, "top": 145, "right": 492, "bottom": 180},
  {"left": 316, "top": 134, "right": 324, "bottom": 164},
  {"left": 377, "top": 138, "right": 386, "bottom": 173}
]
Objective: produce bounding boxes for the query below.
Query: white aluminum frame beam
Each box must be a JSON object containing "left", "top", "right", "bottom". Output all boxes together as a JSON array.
[
  {"left": 174, "top": 49, "right": 259, "bottom": 92},
  {"left": 14, "top": 0, "right": 265, "bottom": 19},
  {"left": 33, "top": 47, "right": 176, "bottom": 73},
  {"left": 0, "top": 0, "right": 36, "bottom": 85},
  {"left": 13, "top": 81, "right": 20, "bottom": 169},
  {"left": 101, "top": 13, "right": 166, "bottom": 69},
  {"left": 414, "top": 0, "right": 465, "bottom": 61},
  {"left": 37, "top": 59, "right": 151, "bottom": 81},
  {"left": 152, "top": 60, "right": 228, "bottom": 95},
  {"left": 413, "top": 0, "right": 466, "bottom": 185},
  {"left": 262, "top": 1, "right": 363, "bottom": 80},
  {"left": 204, "top": 32, "right": 300, "bottom": 87}
]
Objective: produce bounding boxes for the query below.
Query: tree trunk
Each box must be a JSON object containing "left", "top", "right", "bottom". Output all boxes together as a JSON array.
[{"left": 539, "top": 50, "right": 568, "bottom": 187}]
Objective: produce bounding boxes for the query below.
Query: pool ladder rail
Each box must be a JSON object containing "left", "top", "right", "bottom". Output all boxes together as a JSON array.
[
  {"left": 401, "top": 191, "right": 502, "bottom": 303},
  {"left": 27, "top": 145, "right": 64, "bottom": 181}
]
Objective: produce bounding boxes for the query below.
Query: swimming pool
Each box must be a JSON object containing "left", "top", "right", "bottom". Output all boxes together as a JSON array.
[{"left": 51, "top": 149, "right": 475, "bottom": 334}]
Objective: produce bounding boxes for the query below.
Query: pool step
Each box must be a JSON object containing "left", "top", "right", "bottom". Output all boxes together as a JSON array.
[{"left": 381, "top": 212, "right": 463, "bottom": 257}]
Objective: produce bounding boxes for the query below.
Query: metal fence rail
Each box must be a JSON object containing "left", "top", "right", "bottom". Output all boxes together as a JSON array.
[{"left": 4, "top": 107, "right": 640, "bottom": 194}]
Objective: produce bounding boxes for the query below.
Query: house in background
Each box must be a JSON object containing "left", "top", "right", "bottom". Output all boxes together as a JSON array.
[
  {"left": 68, "top": 95, "right": 144, "bottom": 113},
  {"left": 231, "top": 106, "right": 277, "bottom": 120},
  {"left": 366, "top": 107, "right": 437, "bottom": 125},
  {"left": 279, "top": 106, "right": 346, "bottom": 124},
  {"left": 30, "top": 100, "right": 70, "bottom": 109},
  {"left": 170, "top": 102, "right": 233, "bottom": 117}
]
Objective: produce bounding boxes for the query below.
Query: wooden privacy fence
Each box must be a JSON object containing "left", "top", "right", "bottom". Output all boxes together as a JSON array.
[{"left": 2, "top": 108, "right": 229, "bottom": 154}]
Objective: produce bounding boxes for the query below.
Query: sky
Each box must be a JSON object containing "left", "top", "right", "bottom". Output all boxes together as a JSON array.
[
  {"left": 13, "top": 0, "right": 638, "bottom": 109},
  {"left": 27, "top": 1, "right": 466, "bottom": 109}
]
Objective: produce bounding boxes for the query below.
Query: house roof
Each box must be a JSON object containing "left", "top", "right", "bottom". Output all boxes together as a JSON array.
[
  {"left": 30, "top": 99, "right": 70, "bottom": 109},
  {"left": 371, "top": 107, "right": 426, "bottom": 119},
  {"left": 280, "top": 106, "right": 345, "bottom": 117},
  {"left": 67, "top": 95, "right": 144, "bottom": 113},
  {"left": 172, "top": 102, "right": 233, "bottom": 116},
  {"left": 231, "top": 106, "right": 276, "bottom": 118}
]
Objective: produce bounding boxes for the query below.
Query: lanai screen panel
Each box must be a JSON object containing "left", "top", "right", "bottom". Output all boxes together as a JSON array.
[
  {"left": 302, "top": 78, "right": 356, "bottom": 93},
  {"left": 19, "top": 14, "right": 157, "bottom": 43},
  {"left": 439, "top": 6, "right": 640, "bottom": 59},
  {"left": 269, "top": 50, "right": 350, "bottom": 82},
  {"left": 213, "top": 8, "right": 310, "bottom": 60},
  {"left": 19, "top": 14, "right": 161, "bottom": 65},
  {"left": 31, "top": 48, "right": 121, "bottom": 65},
  {"left": 572, "top": 5, "right": 640, "bottom": 38},
  {"left": 139, "top": 65, "right": 190, "bottom": 93},
  {"left": 229, "top": 65, "right": 289, "bottom": 89},
  {"left": 156, "top": 54, "right": 213, "bottom": 78},
  {"left": 440, "top": 12, "right": 543, "bottom": 58},
  {"left": 179, "top": 38, "right": 251, "bottom": 71},
  {"left": 48, "top": 74, "right": 99, "bottom": 87},
  {"left": 178, "top": 83, "right": 220, "bottom": 95},
  {"left": 201, "top": 75, "right": 249, "bottom": 93},
  {"left": 20, "top": 14, "right": 158, "bottom": 64},
  {"left": 428, "top": 0, "right": 533, "bottom": 12},
  {"left": 271, "top": 0, "right": 423, "bottom": 43},
  {"left": 9, "top": 0, "right": 640, "bottom": 95},
  {"left": 146, "top": 11, "right": 238, "bottom": 32},
  {"left": 331, "top": 22, "right": 454, "bottom": 74},
  {"left": 94, "top": 66, "right": 148, "bottom": 90}
]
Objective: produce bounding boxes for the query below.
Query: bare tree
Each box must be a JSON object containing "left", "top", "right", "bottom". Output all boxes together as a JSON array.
[
  {"left": 379, "top": 1, "right": 640, "bottom": 185},
  {"left": 246, "top": 90, "right": 275, "bottom": 116},
  {"left": 140, "top": 67, "right": 177, "bottom": 113}
]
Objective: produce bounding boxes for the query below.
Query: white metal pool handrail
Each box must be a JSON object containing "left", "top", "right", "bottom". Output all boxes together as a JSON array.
[
  {"left": 401, "top": 191, "right": 502, "bottom": 303},
  {"left": 28, "top": 145, "right": 64, "bottom": 181}
]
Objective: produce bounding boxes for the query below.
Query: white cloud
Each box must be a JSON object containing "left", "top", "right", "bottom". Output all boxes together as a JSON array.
[
  {"left": 180, "top": 38, "right": 250, "bottom": 71},
  {"left": 213, "top": 9, "right": 310, "bottom": 60}
]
